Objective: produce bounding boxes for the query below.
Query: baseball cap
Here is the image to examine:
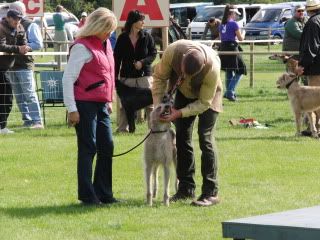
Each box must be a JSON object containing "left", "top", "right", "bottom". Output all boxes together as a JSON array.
[
  {"left": 209, "top": 17, "right": 215, "bottom": 23},
  {"left": 230, "top": 8, "right": 241, "bottom": 15},
  {"left": 7, "top": 9, "right": 23, "bottom": 19},
  {"left": 81, "top": 12, "right": 87, "bottom": 17},
  {"left": 295, "top": 4, "right": 305, "bottom": 11},
  {"left": 182, "top": 49, "right": 205, "bottom": 76}
]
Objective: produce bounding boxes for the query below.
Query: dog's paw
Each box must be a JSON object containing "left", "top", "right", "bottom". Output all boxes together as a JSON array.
[
  {"left": 295, "top": 132, "right": 302, "bottom": 137},
  {"left": 152, "top": 192, "right": 157, "bottom": 198},
  {"left": 147, "top": 194, "right": 153, "bottom": 206},
  {"left": 147, "top": 199, "right": 153, "bottom": 207},
  {"left": 164, "top": 198, "right": 170, "bottom": 207}
]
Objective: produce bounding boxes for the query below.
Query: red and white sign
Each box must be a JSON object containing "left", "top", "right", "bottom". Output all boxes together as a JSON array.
[
  {"left": 20, "top": 0, "right": 44, "bottom": 17},
  {"left": 113, "top": 0, "right": 169, "bottom": 27}
]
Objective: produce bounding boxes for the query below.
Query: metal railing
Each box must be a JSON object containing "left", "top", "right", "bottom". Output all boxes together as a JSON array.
[
  {"left": 1, "top": 39, "right": 296, "bottom": 87},
  {"left": 186, "top": 26, "right": 286, "bottom": 42},
  {"left": 194, "top": 39, "right": 295, "bottom": 87}
]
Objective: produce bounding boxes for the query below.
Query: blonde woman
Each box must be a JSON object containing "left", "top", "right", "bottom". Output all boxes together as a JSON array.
[{"left": 62, "top": 8, "right": 118, "bottom": 205}]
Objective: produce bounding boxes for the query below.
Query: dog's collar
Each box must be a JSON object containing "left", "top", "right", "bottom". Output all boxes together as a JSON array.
[
  {"left": 286, "top": 77, "right": 297, "bottom": 89},
  {"left": 150, "top": 129, "right": 168, "bottom": 134}
]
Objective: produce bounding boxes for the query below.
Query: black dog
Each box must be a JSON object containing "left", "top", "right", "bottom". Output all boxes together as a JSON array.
[{"left": 115, "top": 80, "right": 153, "bottom": 133}]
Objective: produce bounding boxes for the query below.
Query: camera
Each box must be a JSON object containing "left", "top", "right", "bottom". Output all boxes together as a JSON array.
[{"left": 16, "top": 31, "right": 25, "bottom": 45}]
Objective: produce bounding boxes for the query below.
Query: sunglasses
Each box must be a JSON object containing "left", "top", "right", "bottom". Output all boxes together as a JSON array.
[{"left": 296, "top": 10, "right": 304, "bottom": 13}]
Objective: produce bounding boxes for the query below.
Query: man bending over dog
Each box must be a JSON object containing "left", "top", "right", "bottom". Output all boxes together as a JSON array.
[{"left": 152, "top": 39, "right": 222, "bottom": 207}]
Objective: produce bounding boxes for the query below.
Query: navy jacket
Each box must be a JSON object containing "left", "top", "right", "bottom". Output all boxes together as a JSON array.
[{"left": 299, "top": 12, "right": 320, "bottom": 75}]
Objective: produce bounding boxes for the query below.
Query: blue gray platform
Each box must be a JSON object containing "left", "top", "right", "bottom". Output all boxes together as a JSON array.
[{"left": 222, "top": 206, "right": 320, "bottom": 240}]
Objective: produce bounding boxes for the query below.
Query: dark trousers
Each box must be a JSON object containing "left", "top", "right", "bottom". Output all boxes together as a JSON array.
[
  {"left": 0, "top": 71, "right": 13, "bottom": 129},
  {"left": 174, "top": 90, "right": 219, "bottom": 196},
  {"left": 75, "top": 101, "right": 114, "bottom": 202}
]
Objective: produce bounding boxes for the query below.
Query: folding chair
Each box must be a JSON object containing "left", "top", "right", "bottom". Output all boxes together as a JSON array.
[{"left": 35, "top": 71, "right": 65, "bottom": 125}]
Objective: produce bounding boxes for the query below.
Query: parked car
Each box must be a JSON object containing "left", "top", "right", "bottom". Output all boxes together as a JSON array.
[
  {"left": 169, "top": 2, "right": 212, "bottom": 28},
  {"left": 33, "top": 12, "right": 79, "bottom": 41},
  {"left": 189, "top": 4, "right": 265, "bottom": 40},
  {"left": 245, "top": 2, "right": 306, "bottom": 40}
]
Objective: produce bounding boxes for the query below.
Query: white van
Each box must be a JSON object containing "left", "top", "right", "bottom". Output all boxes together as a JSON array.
[
  {"left": 33, "top": 12, "right": 79, "bottom": 40},
  {"left": 0, "top": 3, "right": 9, "bottom": 19},
  {"left": 189, "top": 4, "right": 265, "bottom": 39},
  {"left": 170, "top": 2, "right": 212, "bottom": 28}
]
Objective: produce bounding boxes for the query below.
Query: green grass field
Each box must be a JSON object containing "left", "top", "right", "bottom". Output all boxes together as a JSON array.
[{"left": 1, "top": 45, "right": 319, "bottom": 240}]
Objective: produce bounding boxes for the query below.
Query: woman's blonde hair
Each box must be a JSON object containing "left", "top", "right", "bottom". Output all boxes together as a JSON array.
[{"left": 76, "top": 7, "right": 117, "bottom": 39}]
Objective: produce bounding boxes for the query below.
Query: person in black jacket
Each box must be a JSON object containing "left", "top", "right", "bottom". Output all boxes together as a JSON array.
[
  {"left": 298, "top": 0, "right": 320, "bottom": 79},
  {"left": 114, "top": 10, "right": 157, "bottom": 133},
  {"left": 296, "top": 0, "right": 320, "bottom": 136},
  {"left": 151, "top": 16, "right": 187, "bottom": 51},
  {"left": 0, "top": 9, "right": 30, "bottom": 134}
]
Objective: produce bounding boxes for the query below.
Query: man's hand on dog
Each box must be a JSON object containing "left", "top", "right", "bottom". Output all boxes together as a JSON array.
[
  {"left": 295, "top": 66, "right": 304, "bottom": 76},
  {"left": 68, "top": 111, "right": 80, "bottom": 127},
  {"left": 159, "top": 107, "right": 182, "bottom": 122}
]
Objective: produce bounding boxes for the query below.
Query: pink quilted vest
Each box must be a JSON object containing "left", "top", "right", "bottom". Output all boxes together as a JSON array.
[{"left": 73, "top": 36, "right": 114, "bottom": 102}]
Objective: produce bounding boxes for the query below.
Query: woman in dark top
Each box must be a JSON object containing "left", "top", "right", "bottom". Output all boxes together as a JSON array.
[
  {"left": 219, "top": 4, "right": 246, "bottom": 102},
  {"left": 114, "top": 10, "right": 157, "bottom": 133}
]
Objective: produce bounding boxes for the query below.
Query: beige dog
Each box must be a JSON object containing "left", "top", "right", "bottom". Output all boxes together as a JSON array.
[
  {"left": 277, "top": 73, "right": 320, "bottom": 137},
  {"left": 286, "top": 57, "right": 299, "bottom": 74},
  {"left": 270, "top": 54, "right": 298, "bottom": 73},
  {"left": 143, "top": 102, "right": 177, "bottom": 206}
]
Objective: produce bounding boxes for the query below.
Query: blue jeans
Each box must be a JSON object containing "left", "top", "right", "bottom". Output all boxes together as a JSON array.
[
  {"left": 75, "top": 101, "right": 114, "bottom": 203},
  {"left": 8, "top": 70, "right": 41, "bottom": 125},
  {"left": 225, "top": 70, "right": 242, "bottom": 98}
]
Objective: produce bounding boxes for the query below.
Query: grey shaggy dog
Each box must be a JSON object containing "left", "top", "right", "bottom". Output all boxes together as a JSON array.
[{"left": 143, "top": 102, "right": 177, "bottom": 206}]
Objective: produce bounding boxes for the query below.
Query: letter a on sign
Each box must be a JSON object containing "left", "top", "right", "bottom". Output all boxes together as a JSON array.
[
  {"left": 120, "top": 0, "right": 163, "bottom": 21},
  {"left": 113, "top": 0, "right": 169, "bottom": 27}
]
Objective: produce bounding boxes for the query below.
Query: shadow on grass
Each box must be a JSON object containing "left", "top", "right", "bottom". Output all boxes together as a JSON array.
[
  {"left": 264, "top": 117, "right": 293, "bottom": 124},
  {"left": 0, "top": 204, "right": 99, "bottom": 218},
  {"left": 237, "top": 92, "right": 286, "bottom": 99},
  {"left": 0, "top": 199, "right": 148, "bottom": 219},
  {"left": 217, "top": 135, "right": 300, "bottom": 142},
  {"left": 231, "top": 97, "right": 287, "bottom": 103}
]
